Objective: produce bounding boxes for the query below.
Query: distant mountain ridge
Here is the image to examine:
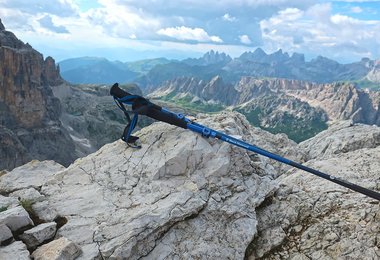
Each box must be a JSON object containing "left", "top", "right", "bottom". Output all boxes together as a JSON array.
[
  {"left": 149, "top": 76, "right": 380, "bottom": 142},
  {"left": 59, "top": 49, "right": 380, "bottom": 90},
  {"left": 59, "top": 57, "right": 172, "bottom": 85}
]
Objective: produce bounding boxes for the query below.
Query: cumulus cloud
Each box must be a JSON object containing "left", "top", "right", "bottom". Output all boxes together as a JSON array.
[
  {"left": 157, "top": 26, "right": 223, "bottom": 43},
  {"left": 239, "top": 35, "right": 252, "bottom": 44},
  {"left": 85, "top": 1, "right": 161, "bottom": 40},
  {"left": 0, "top": 0, "right": 78, "bottom": 17},
  {"left": 1, "top": 0, "right": 379, "bottom": 62},
  {"left": 118, "top": 0, "right": 316, "bottom": 11},
  {"left": 331, "top": 0, "right": 379, "bottom": 2},
  {"left": 260, "top": 3, "right": 380, "bottom": 61},
  {"left": 38, "top": 15, "right": 69, "bottom": 34},
  {"left": 350, "top": 6, "right": 363, "bottom": 13},
  {"left": 223, "top": 13, "right": 236, "bottom": 22}
]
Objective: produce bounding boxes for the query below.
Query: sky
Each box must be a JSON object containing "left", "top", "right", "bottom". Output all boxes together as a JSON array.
[{"left": 0, "top": 0, "right": 379, "bottom": 63}]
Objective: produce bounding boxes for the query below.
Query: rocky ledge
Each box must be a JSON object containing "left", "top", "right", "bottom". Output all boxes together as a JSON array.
[{"left": 0, "top": 112, "right": 379, "bottom": 259}]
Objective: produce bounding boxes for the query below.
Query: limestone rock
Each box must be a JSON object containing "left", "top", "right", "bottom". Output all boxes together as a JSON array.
[
  {"left": 32, "top": 237, "right": 81, "bottom": 260},
  {"left": 3, "top": 110, "right": 377, "bottom": 259},
  {"left": 31, "top": 201, "right": 59, "bottom": 222},
  {"left": 0, "top": 126, "right": 31, "bottom": 170},
  {"left": 149, "top": 76, "right": 237, "bottom": 105},
  {"left": 9, "top": 188, "right": 45, "bottom": 203},
  {"left": 365, "top": 59, "right": 380, "bottom": 83},
  {"left": 252, "top": 225, "right": 286, "bottom": 258},
  {"left": 0, "top": 224, "right": 13, "bottom": 245},
  {"left": 18, "top": 112, "right": 277, "bottom": 259},
  {"left": 0, "top": 160, "right": 65, "bottom": 193},
  {"left": 0, "top": 194, "right": 19, "bottom": 209},
  {"left": 0, "top": 206, "right": 34, "bottom": 231},
  {"left": 20, "top": 222, "right": 57, "bottom": 249},
  {"left": 0, "top": 241, "right": 30, "bottom": 260},
  {"left": 300, "top": 121, "right": 380, "bottom": 160},
  {"left": 249, "top": 123, "right": 380, "bottom": 259}
]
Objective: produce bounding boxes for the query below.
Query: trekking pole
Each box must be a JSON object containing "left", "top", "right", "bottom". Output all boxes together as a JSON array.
[{"left": 110, "top": 83, "right": 380, "bottom": 201}]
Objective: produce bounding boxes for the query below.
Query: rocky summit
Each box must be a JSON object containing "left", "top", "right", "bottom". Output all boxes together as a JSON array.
[{"left": 0, "top": 111, "right": 379, "bottom": 259}]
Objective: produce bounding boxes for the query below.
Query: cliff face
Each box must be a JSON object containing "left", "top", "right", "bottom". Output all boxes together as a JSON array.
[
  {"left": 365, "top": 60, "right": 380, "bottom": 83},
  {"left": 0, "top": 19, "right": 75, "bottom": 170}
]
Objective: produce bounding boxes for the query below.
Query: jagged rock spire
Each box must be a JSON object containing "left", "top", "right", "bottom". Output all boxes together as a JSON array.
[{"left": 0, "top": 18, "right": 5, "bottom": 30}]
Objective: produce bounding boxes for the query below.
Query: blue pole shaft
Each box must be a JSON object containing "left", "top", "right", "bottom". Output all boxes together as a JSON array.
[{"left": 186, "top": 119, "right": 380, "bottom": 201}]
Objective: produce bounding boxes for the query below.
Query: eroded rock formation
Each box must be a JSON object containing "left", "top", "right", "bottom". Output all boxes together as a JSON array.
[{"left": 0, "top": 19, "right": 76, "bottom": 170}]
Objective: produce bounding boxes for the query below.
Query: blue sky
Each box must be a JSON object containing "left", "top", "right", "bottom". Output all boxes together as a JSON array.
[{"left": 0, "top": 0, "right": 379, "bottom": 63}]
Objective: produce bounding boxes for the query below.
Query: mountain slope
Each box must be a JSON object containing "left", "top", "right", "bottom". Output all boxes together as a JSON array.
[{"left": 59, "top": 58, "right": 138, "bottom": 84}]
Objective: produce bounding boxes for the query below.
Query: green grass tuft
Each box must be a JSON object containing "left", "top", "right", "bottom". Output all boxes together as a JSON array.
[{"left": 20, "top": 199, "right": 34, "bottom": 214}]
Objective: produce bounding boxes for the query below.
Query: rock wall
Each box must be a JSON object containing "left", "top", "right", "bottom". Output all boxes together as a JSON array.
[{"left": 0, "top": 19, "right": 76, "bottom": 170}]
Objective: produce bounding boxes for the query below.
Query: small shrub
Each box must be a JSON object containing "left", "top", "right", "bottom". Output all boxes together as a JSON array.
[
  {"left": 0, "top": 206, "right": 7, "bottom": 212},
  {"left": 20, "top": 199, "right": 34, "bottom": 214}
]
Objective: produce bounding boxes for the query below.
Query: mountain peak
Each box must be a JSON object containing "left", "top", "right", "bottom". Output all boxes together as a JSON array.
[
  {"left": 291, "top": 52, "right": 305, "bottom": 63},
  {"left": 253, "top": 47, "right": 266, "bottom": 54},
  {"left": 0, "top": 19, "right": 5, "bottom": 31},
  {"left": 202, "top": 50, "right": 231, "bottom": 64},
  {"left": 182, "top": 50, "right": 231, "bottom": 66},
  {"left": 252, "top": 47, "right": 267, "bottom": 58},
  {"left": 239, "top": 48, "right": 268, "bottom": 62}
]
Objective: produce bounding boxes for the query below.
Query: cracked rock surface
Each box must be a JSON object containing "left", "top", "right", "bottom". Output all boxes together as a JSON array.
[
  {"left": 1, "top": 112, "right": 296, "bottom": 259},
  {"left": 3, "top": 112, "right": 377, "bottom": 259},
  {"left": 248, "top": 121, "right": 380, "bottom": 259}
]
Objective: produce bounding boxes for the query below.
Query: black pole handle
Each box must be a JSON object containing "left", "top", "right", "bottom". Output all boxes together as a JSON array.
[
  {"left": 110, "top": 83, "right": 131, "bottom": 99},
  {"left": 110, "top": 83, "right": 188, "bottom": 129}
]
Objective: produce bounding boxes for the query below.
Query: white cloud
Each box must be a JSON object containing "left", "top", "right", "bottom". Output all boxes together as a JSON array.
[
  {"left": 239, "top": 35, "right": 252, "bottom": 44},
  {"left": 0, "top": 0, "right": 78, "bottom": 17},
  {"left": 38, "top": 15, "right": 69, "bottom": 34},
  {"left": 1, "top": 0, "right": 379, "bottom": 62},
  {"left": 223, "top": 13, "right": 236, "bottom": 22},
  {"left": 157, "top": 26, "right": 223, "bottom": 43},
  {"left": 350, "top": 6, "right": 363, "bottom": 13},
  {"left": 120, "top": 0, "right": 316, "bottom": 10},
  {"left": 85, "top": 0, "right": 161, "bottom": 39},
  {"left": 260, "top": 3, "right": 380, "bottom": 61},
  {"left": 331, "top": 0, "right": 379, "bottom": 2}
]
